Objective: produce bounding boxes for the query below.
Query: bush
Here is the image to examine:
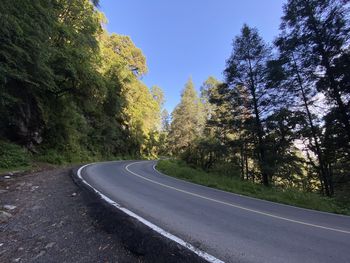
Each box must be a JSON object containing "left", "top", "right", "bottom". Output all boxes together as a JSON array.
[
  {"left": 36, "top": 149, "right": 67, "bottom": 165},
  {"left": 0, "top": 140, "right": 30, "bottom": 168}
]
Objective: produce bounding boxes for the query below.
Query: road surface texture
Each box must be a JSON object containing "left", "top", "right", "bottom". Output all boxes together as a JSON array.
[{"left": 80, "top": 160, "right": 350, "bottom": 263}]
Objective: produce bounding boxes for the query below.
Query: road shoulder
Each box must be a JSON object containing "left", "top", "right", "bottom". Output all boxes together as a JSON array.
[{"left": 0, "top": 167, "right": 143, "bottom": 263}]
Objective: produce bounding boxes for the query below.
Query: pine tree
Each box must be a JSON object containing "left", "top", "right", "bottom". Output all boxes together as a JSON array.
[
  {"left": 224, "top": 24, "right": 273, "bottom": 186},
  {"left": 200, "top": 77, "right": 220, "bottom": 123},
  {"left": 161, "top": 109, "right": 170, "bottom": 132},
  {"left": 276, "top": 0, "right": 350, "bottom": 196},
  {"left": 168, "top": 78, "right": 205, "bottom": 154},
  {"left": 281, "top": 0, "right": 350, "bottom": 141},
  {"left": 268, "top": 36, "right": 334, "bottom": 196}
]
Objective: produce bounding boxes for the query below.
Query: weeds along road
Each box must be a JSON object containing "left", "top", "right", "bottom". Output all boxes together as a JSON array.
[{"left": 79, "top": 160, "right": 350, "bottom": 263}]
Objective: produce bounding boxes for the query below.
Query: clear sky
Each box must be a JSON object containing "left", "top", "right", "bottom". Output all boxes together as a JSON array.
[{"left": 99, "top": 0, "right": 286, "bottom": 113}]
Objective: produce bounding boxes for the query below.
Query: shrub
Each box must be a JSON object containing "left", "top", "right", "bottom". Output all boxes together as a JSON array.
[
  {"left": 0, "top": 140, "right": 30, "bottom": 168},
  {"left": 36, "top": 149, "right": 66, "bottom": 165}
]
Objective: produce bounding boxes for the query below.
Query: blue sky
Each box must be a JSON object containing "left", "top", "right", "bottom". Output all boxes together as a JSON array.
[{"left": 99, "top": 0, "right": 286, "bottom": 112}]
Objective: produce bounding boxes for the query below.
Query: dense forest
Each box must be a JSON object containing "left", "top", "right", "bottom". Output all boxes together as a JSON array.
[
  {"left": 167, "top": 0, "right": 350, "bottom": 200},
  {"left": 1, "top": 0, "right": 349, "bottom": 202},
  {"left": 0, "top": 0, "right": 166, "bottom": 164}
]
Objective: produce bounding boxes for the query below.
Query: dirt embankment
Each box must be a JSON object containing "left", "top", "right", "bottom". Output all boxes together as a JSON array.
[{"left": 0, "top": 167, "right": 143, "bottom": 263}]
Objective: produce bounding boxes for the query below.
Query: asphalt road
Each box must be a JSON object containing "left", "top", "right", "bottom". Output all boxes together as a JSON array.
[{"left": 80, "top": 160, "right": 350, "bottom": 263}]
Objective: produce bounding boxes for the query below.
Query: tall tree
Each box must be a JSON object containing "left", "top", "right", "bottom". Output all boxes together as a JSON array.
[
  {"left": 274, "top": 0, "right": 350, "bottom": 196},
  {"left": 161, "top": 109, "right": 170, "bottom": 132},
  {"left": 268, "top": 36, "right": 334, "bottom": 196},
  {"left": 105, "top": 34, "right": 147, "bottom": 77},
  {"left": 168, "top": 78, "right": 205, "bottom": 154},
  {"left": 200, "top": 77, "right": 220, "bottom": 122},
  {"left": 281, "top": 0, "right": 350, "bottom": 141},
  {"left": 224, "top": 24, "right": 273, "bottom": 186},
  {"left": 264, "top": 108, "right": 305, "bottom": 187},
  {"left": 99, "top": 29, "right": 164, "bottom": 157},
  {"left": 151, "top": 85, "right": 165, "bottom": 109}
]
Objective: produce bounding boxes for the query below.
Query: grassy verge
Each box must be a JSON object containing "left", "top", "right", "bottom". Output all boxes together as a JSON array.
[{"left": 156, "top": 159, "right": 350, "bottom": 215}]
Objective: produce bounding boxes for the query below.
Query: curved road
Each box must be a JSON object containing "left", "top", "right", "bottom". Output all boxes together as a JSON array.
[{"left": 79, "top": 160, "right": 350, "bottom": 263}]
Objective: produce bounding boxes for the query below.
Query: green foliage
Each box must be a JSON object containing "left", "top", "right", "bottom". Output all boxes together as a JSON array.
[
  {"left": 168, "top": 1, "right": 350, "bottom": 202},
  {"left": 168, "top": 78, "right": 206, "bottom": 154},
  {"left": 200, "top": 77, "right": 220, "bottom": 121},
  {"left": 161, "top": 109, "right": 170, "bottom": 132},
  {"left": 0, "top": 0, "right": 164, "bottom": 164},
  {"left": 224, "top": 24, "right": 273, "bottom": 186},
  {"left": 181, "top": 136, "right": 230, "bottom": 172},
  {"left": 0, "top": 141, "right": 30, "bottom": 168},
  {"left": 157, "top": 160, "right": 350, "bottom": 215},
  {"left": 99, "top": 30, "right": 163, "bottom": 158},
  {"left": 264, "top": 108, "right": 306, "bottom": 184},
  {"left": 0, "top": 0, "right": 54, "bottom": 146},
  {"left": 150, "top": 86, "right": 165, "bottom": 108},
  {"left": 264, "top": 0, "right": 350, "bottom": 197},
  {"left": 36, "top": 149, "right": 67, "bottom": 165},
  {"left": 105, "top": 34, "right": 148, "bottom": 77},
  {"left": 1, "top": 0, "right": 349, "bottom": 206}
]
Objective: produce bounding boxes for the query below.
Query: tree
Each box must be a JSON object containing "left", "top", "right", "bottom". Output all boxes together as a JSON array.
[
  {"left": 104, "top": 34, "right": 147, "bottom": 77},
  {"left": 273, "top": 0, "right": 350, "bottom": 196},
  {"left": 151, "top": 85, "right": 165, "bottom": 109},
  {"left": 161, "top": 109, "right": 170, "bottom": 132},
  {"left": 264, "top": 108, "right": 305, "bottom": 187},
  {"left": 0, "top": 0, "right": 55, "bottom": 148},
  {"left": 224, "top": 24, "right": 273, "bottom": 186},
  {"left": 99, "top": 28, "right": 165, "bottom": 157},
  {"left": 200, "top": 77, "right": 220, "bottom": 122},
  {"left": 168, "top": 78, "right": 205, "bottom": 154},
  {"left": 267, "top": 36, "right": 334, "bottom": 196},
  {"left": 0, "top": 0, "right": 166, "bottom": 162},
  {"left": 281, "top": 0, "right": 350, "bottom": 141},
  {"left": 323, "top": 108, "right": 350, "bottom": 199}
]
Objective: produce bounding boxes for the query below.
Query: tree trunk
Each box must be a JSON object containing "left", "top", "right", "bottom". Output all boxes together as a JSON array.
[
  {"left": 292, "top": 54, "right": 332, "bottom": 196},
  {"left": 248, "top": 59, "right": 269, "bottom": 186},
  {"left": 245, "top": 148, "right": 250, "bottom": 182},
  {"left": 240, "top": 145, "right": 245, "bottom": 180}
]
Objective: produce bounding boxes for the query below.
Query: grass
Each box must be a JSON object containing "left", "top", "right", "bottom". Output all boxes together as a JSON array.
[
  {"left": 0, "top": 140, "right": 30, "bottom": 167},
  {"left": 156, "top": 159, "right": 350, "bottom": 215},
  {"left": 0, "top": 140, "right": 31, "bottom": 172}
]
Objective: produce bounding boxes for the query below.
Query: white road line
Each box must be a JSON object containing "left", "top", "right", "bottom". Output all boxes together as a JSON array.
[
  {"left": 126, "top": 161, "right": 350, "bottom": 235},
  {"left": 77, "top": 163, "right": 225, "bottom": 263}
]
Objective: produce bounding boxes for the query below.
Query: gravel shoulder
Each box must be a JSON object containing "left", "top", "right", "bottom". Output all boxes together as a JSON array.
[{"left": 0, "top": 167, "right": 144, "bottom": 263}]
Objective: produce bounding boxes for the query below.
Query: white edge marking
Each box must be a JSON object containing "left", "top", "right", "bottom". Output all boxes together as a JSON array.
[
  {"left": 77, "top": 163, "right": 225, "bottom": 263},
  {"left": 125, "top": 161, "right": 350, "bottom": 235}
]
